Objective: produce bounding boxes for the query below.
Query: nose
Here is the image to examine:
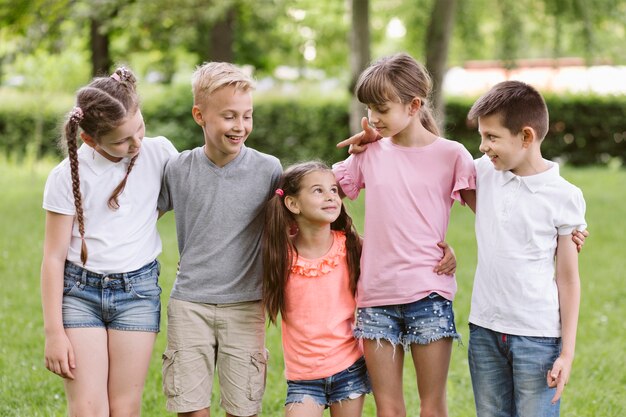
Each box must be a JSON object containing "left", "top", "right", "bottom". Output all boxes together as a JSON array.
[
  {"left": 367, "top": 109, "right": 379, "bottom": 125},
  {"left": 233, "top": 117, "right": 244, "bottom": 131},
  {"left": 479, "top": 137, "right": 489, "bottom": 154}
]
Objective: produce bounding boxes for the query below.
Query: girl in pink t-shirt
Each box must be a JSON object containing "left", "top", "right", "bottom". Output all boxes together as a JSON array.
[
  {"left": 333, "top": 53, "right": 477, "bottom": 417},
  {"left": 262, "top": 161, "right": 370, "bottom": 417}
]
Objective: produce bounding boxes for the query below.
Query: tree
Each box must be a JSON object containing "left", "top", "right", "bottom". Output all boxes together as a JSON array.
[
  {"left": 424, "top": 0, "right": 456, "bottom": 130},
  {"left": 349, "top": 0, "right": 370, "bottom": 134}
]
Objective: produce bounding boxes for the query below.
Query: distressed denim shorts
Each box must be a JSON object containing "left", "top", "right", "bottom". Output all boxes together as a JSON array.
[
  {"left": 62, "top": 260, "right": 161, "bottom": 332},
  {"left": 354, "top": 292, "right": 460, "bottom": 349},
  {"left": 285, "top": 356, "right": 371, "bottom": 408}
]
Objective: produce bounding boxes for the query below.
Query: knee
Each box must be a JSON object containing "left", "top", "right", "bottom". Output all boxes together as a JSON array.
[
  {"left": 377, "top": 406, "right": 406, "bottom": 417},
  {"left": 419, "top": 403, "right": 447, "bottom": 417}
]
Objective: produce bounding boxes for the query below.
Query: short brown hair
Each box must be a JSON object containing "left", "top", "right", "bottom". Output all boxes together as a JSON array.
[{"left": 468, "top": 81, "right": 549, "bottom": 140}]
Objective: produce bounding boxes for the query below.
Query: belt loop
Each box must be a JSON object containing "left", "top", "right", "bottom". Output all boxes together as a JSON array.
[
  {"left": 123, "top": 273, "right": 131, "bottom": 292},
  {"left": 80, "top": 268, "right": 87, "bottom": 288}
]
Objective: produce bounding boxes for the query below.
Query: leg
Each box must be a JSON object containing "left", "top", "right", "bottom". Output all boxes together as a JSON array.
[
  {"left": 64, "top": 327, "right": 110, "bottom": 417},
  {"left": 410, "top": 338, "right": 452, "bottom": 417},
  {"left": 217, "top": 301, "right": 266, "bottom": 417},
  {"left": 510, "top": 335, "right": 561, "bottom": 417},
  {"left": 107, "top": 329, "right": 157, "bottom": 417},
  {"left": 285, "top": 397, "right": 325, "bottom": 417},
  {"left": 363, "top": 339, "right": 406, "bottom": 417},
  {"left": 468, "top": 324, "right": 514, "bottom": 417},
  {"left": 179, "top": 411, "right": 210, "bottom": 417},
  {"left": 329, "top": 395, "right": 366, "bottom": 417}
]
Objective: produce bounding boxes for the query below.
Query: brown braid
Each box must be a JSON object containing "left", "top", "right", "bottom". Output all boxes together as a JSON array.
[
  {"left": 64, "top": 116, "right": 89, "bottom": 265},
  {"left": 108, "top": 154, "right": 138, "bottom": 210},
  {"left": 57, "top": 66, "right": 140, "bottom": 265}
]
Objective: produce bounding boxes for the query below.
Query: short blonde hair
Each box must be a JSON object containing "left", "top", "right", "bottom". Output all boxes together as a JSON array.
[{"left": 191, "top": 62, "right": 255, "bottom": 104}]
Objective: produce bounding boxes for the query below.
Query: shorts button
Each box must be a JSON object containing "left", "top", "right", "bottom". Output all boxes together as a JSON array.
[{"left": 104, "top": 277, "right": 109, "bottom": 284}]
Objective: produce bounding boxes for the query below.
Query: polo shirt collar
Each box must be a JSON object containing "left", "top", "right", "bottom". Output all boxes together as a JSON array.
[
  {"left": 498, "top": 160, "right": 559, "bottom": 193},
  {"left": 78, "top": 143, "right": 129, "bottom": 176}
]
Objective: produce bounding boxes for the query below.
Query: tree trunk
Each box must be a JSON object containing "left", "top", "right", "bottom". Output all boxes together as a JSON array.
[
  {"left": 425, "top": 0, "right": 456, "bottom": 133},
  {"left": 209, "top": 7, "right": 235, "bottom": 62},
  {"left": 90, "top": 18, "right": 112, "bottom": 77},
  {"left": 348, "top": 0, "right": 370, "bottom": 135}
]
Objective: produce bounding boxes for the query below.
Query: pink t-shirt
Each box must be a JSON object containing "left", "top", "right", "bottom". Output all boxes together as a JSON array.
[
  {"left": 281, "top": 231, "right": 362, "bottom": 380},
  {"left": 333, "top": 138, "right": 476, "bottom": 307}
]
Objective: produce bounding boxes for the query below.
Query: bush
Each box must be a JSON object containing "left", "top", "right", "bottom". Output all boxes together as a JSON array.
[{"left": 1, "top": 86, "right": 624, "bottom": 166}]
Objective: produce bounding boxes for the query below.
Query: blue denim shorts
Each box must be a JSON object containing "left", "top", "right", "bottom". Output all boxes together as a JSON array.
[
  {"left": 354, "top": 293, "right": 460, "bottom": 349},
  {"left": 62, "top": 260, "right": 161, "bottom": 332},
  {"left": 285, "top": 356, "right": 371, "bottom": 408}
]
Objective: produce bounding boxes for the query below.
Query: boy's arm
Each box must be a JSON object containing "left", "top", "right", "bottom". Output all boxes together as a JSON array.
[{"left": 547, "top": 234, "right": 581, "bottom": 403}]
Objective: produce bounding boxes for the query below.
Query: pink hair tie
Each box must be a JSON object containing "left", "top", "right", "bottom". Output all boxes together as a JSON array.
[
  {"left": 275, "top": 188, "right": 284, "bottom": 197},
  {"left": 110, "top": 72, "right": 121, "bottom": 81},
  {"left": 69, "top": 107, "right": 84, "bottom": 123}
]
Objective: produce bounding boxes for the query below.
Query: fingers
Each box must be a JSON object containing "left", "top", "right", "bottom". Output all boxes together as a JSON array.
[
  {"left": 547, "top": 366, "right": 566, "bottom": 404},
  {"left": 434, "top": 241, "right": 456, "bottom": 275},
  {"left": 360, "top": 116, "right": 370, "bottom": 131},
  {"left": 348, "top": 143, "right": 368, "bottom": 155},
  {"left": 45, "top": 354, "right": 76, "bottom": 380},
  {"left": 337, "top": 133, "right": 363, "bottom": 148}
]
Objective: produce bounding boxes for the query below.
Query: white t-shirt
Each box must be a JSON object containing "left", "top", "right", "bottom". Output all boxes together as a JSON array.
[
  {"left": 469, "top": 155, "right": 586, "bottom": 337},
  {"left": 43, "top": 136, "right": 177, "bottom": 273}
]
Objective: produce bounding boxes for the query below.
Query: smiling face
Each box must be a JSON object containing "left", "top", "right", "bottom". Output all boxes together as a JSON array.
[
  {"left": 82, "top": 109, "right": 145, "bottom": 162},
  {"left": 477, "top": 112, "right": 531, "bottom": 174},
  {"left": 285, "top": 170, "right": 342, "bottom": 227},
  {"left": 192, "top": 84, "right": 253, "bottom": 167}
]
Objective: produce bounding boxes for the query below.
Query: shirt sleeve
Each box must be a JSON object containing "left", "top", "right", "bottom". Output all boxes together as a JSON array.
[
  {"left": 332, "top": 154, "right": 364, "bottom": 200},
  {"left": 157, "top": 159, "right": 174, "bottom": 213},
  {"left": 450, "top": 145, "right": 477, "bottom": 204},
  {"left": 42, "top": 164, "right": 75, "bottom": 215},
  {"left": 556, "top": 187, "right": 587, "bottom": 235}
]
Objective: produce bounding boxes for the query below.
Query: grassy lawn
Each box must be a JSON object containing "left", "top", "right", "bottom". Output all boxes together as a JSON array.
[{"left": 0, "top": 160, "right": 624, "bottom": 416}]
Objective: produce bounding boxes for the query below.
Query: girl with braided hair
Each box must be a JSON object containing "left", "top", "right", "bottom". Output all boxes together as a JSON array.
[{"left": 41, "top": 67, "right": 177, "bottom": 416}]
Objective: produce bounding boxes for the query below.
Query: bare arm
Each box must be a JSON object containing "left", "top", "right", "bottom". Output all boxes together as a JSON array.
[
  {"left": 41, "top": 211, "right": 76, "bottom": 379},
  {"left": 547, "top": 234, "right": 581, "bottom": 403},
  {"left": 460, "top": 189, "right": 477, "bottom": 213}
]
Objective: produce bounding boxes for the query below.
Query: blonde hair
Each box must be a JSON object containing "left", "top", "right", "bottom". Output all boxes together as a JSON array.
[{"left": 191, "top": 62, "right": 255, "bottom": 105}]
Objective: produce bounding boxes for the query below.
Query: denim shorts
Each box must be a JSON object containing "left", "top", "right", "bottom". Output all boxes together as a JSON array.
[
  {"left": 468, "top": 323, "right": 562, "bottom": 417},
  {"left": 62, "top": 260, "right": 161, "bottom": 332},
  {"left": 285, "top": 356, "right": 371, "bottom": 408},
  {"left": 354, "top": 293, "right": 460, "bottom": 349}
]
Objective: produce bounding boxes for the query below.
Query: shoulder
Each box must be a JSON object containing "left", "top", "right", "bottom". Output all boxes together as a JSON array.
[
  {"left": 244, "top": 146, "right": 281, "bottom": 167},
  {"left": 436, "top": 137, "right": 472, "bottom": 156}
]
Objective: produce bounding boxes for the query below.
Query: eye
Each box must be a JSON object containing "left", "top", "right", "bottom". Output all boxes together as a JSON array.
[{"left": 331, "top": 187, "right": 338, "bottom": 194}]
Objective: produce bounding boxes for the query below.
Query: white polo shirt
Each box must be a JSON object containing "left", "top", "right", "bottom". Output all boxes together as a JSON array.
[
  {"left": 469, "top": 155, "right": 586, "bottom": 337},
  {"left": 43, "top": 136, "right": 177, "bottom": 274}
]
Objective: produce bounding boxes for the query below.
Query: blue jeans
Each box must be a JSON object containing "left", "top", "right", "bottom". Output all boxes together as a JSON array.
[
  {"left": 285, "top": 357, "right": 371, "bottom": 407},
  {"left": 355, "top": 293, "right": 460, "bottom": 349},
  {"left": 468, "top": 323, "right": 562, "bottom": 417},
  {"left": 62, "top": 260, "right": 161, "bottom": 332}
]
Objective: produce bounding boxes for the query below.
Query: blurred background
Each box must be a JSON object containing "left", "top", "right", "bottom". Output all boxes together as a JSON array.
[{"left": 1, "top": 0, "right": 625, "bottom": 167}]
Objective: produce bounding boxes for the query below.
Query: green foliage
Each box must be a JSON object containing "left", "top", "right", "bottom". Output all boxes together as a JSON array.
[
  {"left": 445, "top": 94, "right": 626, "bottom": 165},
  {"left": 1, "top": 161, "right": 625, "bottom": 416},
  {"left": 1, "top": 86, "right": 623, "bottom": 166}
]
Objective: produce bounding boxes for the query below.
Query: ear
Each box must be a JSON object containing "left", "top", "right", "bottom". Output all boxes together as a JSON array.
[
  {"left": 409, "top": 97, "right": 422, "bottom": 116},
  {"left": 80, "top": 132, "right": 97, "bottom": 148},
  {"left": 521, "top": 126, "right": 537, "bottom": 148},
  {"left": 284, "top": 195, "right": 300, "bottom": 215},
  {"left": 192, "top": 105, "right": 205, "bottom": 127}
]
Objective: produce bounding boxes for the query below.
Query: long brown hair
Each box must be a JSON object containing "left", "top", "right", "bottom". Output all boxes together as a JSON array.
[
  {"left": 61, "top": 67, "right": 140, "bottom": 265},
  {"left": 262, "top": 161, "right": 362, "bottom": 324},
  {"left": 355, "top": 52, "right": 440, "bottom": 136}
]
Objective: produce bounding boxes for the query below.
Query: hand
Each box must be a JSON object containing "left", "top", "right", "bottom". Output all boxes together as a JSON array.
[
  {"left": 336, "top": 117, "right": 382, "bottom": 154},
  {"left": 546, "top": 354, "right": 573, "bottom": 403},
  {"left": 572, "top": 229, "right": 589, "bottom": 253},
  {"left": 44, "top": 332, "right": 76, "bottom": 379},
  {"left": 434, "top": 241, "right": 456, "bottom": 275}
]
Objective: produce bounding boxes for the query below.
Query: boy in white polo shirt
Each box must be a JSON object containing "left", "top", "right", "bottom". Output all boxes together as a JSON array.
[{"left": 466, "top": 80, "right": 587, "bottom": 417}]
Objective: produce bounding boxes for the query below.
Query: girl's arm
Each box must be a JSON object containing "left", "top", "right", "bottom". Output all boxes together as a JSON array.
[
  {"left": 41, "top": 211, "right": 76, "bottom": 379},
  {"left": 547, "top": 234, "right": 581, "bottom": 403},
  {"left": 460, "top": 189, "right": 476, "bottom": 213}
]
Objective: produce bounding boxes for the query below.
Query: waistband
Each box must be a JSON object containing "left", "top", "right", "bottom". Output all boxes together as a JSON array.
[{"left": 64, "top": 259, "right": 159, "bottom": 281}]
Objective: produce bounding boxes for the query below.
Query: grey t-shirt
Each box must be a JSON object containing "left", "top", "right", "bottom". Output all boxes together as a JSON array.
[{"left": 158, "top": 145, "right": 282, "bottom": 304}]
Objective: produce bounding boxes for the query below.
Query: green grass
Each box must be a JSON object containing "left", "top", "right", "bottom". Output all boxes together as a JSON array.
[{"left": 1, "top": 160, "right": 624, "bottom": 416}]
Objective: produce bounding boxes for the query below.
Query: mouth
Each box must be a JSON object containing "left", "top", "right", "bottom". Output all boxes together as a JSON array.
[{"left": 226, "top": 134, "right": 245, "bottom": 144}]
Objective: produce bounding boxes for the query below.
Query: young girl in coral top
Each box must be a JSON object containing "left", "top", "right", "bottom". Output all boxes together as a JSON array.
[{"left": 262, "top": 161, "right": 370, "bottom": 417}]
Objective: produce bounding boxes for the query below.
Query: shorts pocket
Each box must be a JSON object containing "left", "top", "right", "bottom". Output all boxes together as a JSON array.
[
  {"left": 130, "top": 277, "right": 162, "bottom": 299},
  {"left": 247, "top": 349, "right": 268, "bottom": 401},
  {"left": 62, "top": 279, "right": 80, "bottom": 296},
  {"left": 162, "top": 349, "right": 181, "bottom": 396}
]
